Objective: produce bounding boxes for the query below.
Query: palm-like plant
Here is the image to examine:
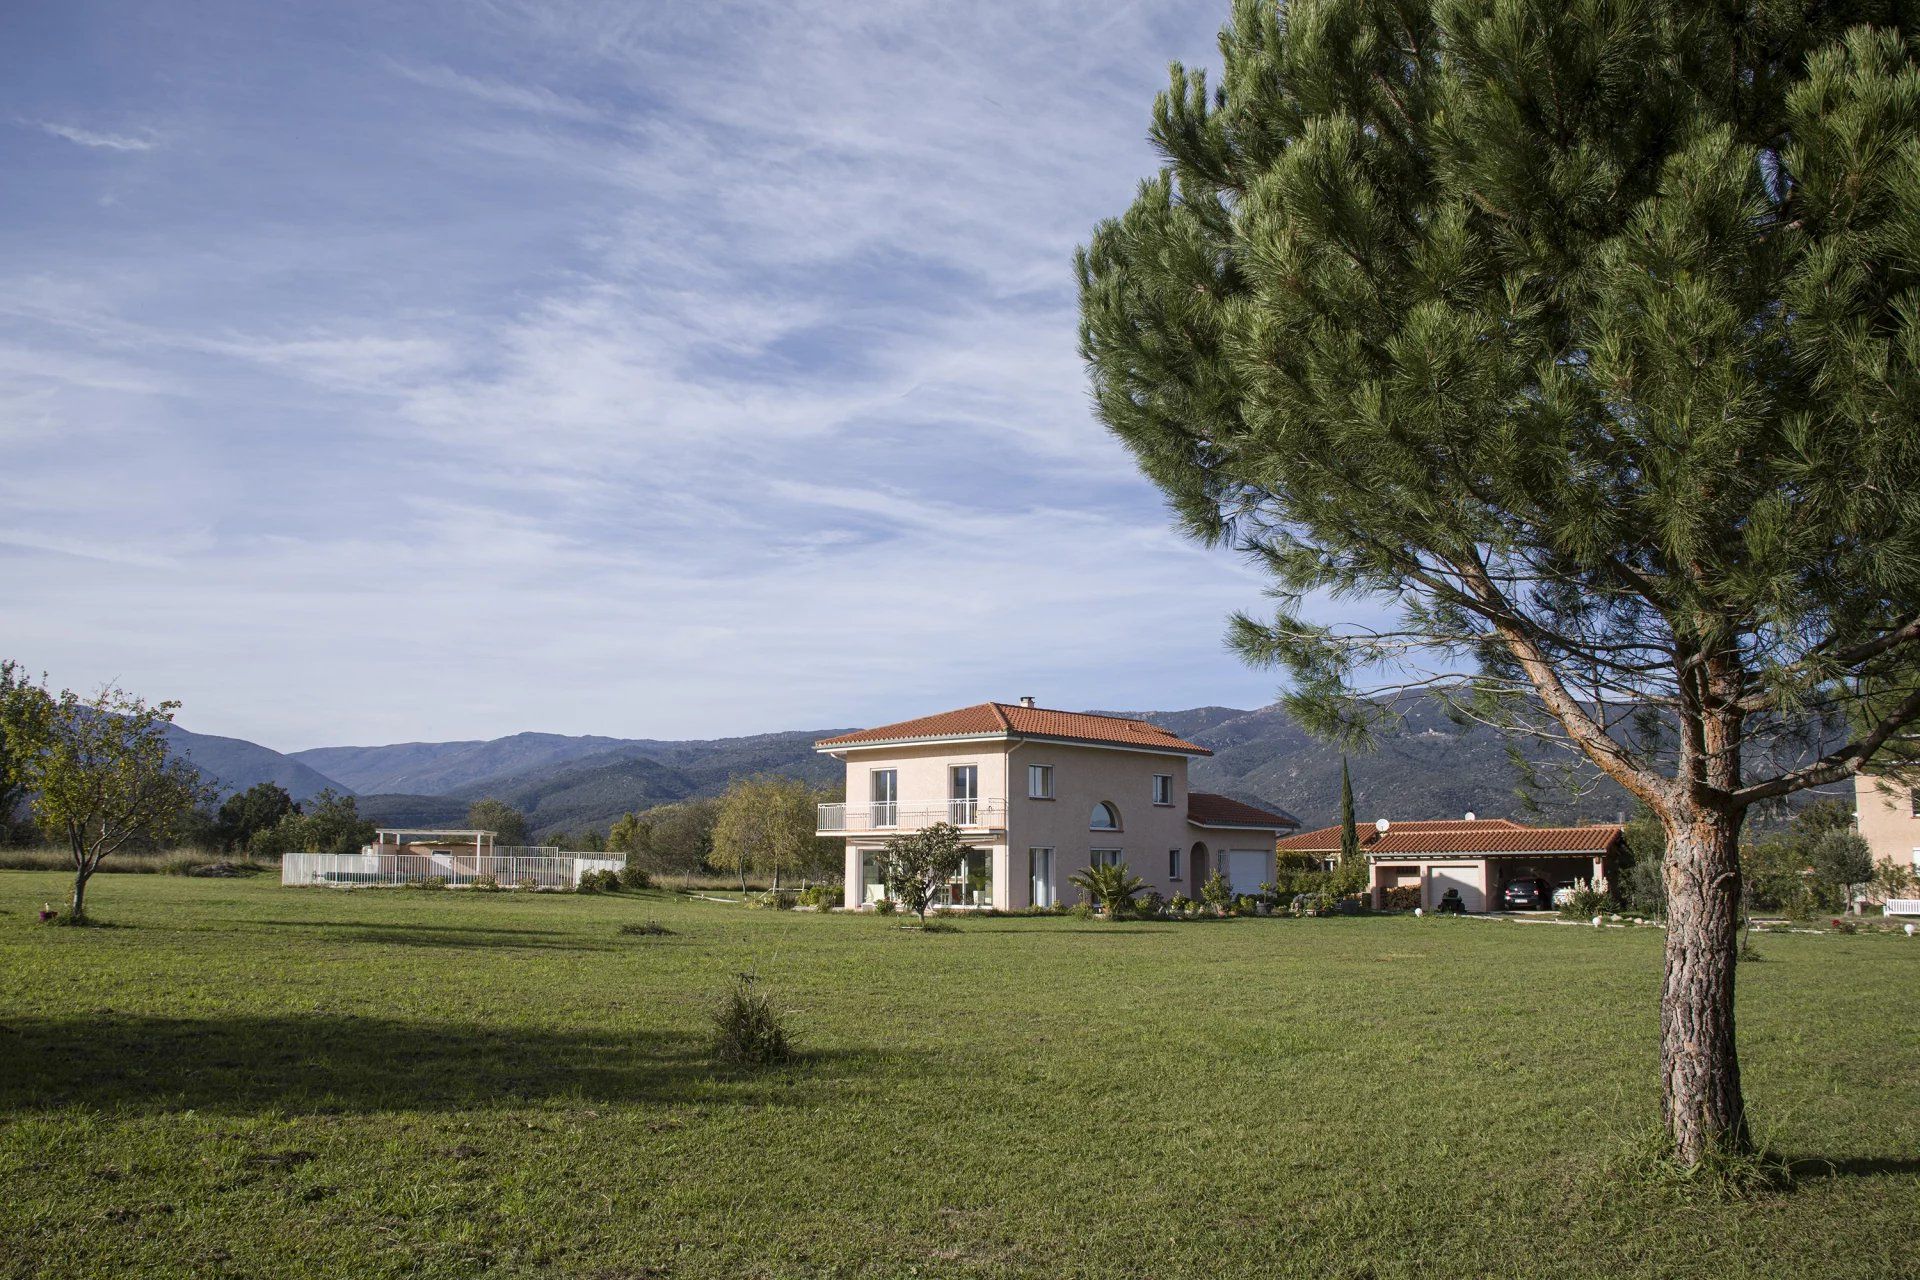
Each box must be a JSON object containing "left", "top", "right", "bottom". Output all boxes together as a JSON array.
[{"left": 1070, "top": 861, "right": 1146, "bottom": 919}]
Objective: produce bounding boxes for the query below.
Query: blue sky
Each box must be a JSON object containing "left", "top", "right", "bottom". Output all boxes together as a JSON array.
[{"left": 1, "top": 0, "right": 1291, "bottom": 749}]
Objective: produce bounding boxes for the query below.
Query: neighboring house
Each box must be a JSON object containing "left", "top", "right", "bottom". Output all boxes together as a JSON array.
[
  {"left": 1277, "top": 816, "right": 1624, "bottom": 913},
  {"left": 815, "top": 699, "right": 1298, "bottom": 911},
  {"left": 1854, "top": 773, "right": 1920, "bottom": 882}
]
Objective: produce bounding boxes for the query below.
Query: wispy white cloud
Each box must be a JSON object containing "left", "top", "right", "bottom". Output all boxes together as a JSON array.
[{"left": 32, "top": 120, "right": 158, "bottom": 151}]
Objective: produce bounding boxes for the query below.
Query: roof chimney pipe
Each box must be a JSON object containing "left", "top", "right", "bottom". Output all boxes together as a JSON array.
[{"left": 1018, "top": 695, "right": 1036, "bottom": 708}]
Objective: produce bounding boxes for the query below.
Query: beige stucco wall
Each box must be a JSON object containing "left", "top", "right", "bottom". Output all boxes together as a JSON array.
[
  {"left": 1856, "top": 773, "right": 1920, "bottom": 874},
  {"left": 1006, "top": 740, "right": 1200, "bottom": 908}
]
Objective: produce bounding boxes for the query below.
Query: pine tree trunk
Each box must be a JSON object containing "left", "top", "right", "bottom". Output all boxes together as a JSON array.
[{"left": 1659, "top": 805, "right": 1749, "bottom": 1164}]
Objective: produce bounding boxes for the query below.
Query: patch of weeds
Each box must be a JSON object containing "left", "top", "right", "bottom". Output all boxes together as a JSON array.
[
  {"left": 709, "top": 972, "right": 793, "bottom": 1068},
  {"left": 1599, "top": 1126, "right": 1794, "bottom": 1202},
  {"left": 915, "top": 919, "right": 960, "bottom": 934},
  {"left": 619, "top": 920, "right": 673, "bottom": 937}
]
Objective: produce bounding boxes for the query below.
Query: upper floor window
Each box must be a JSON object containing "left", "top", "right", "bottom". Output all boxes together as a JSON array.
[
  {"left": 1152, "top": 774, "right": 1173, "bottom": 806},
  {"left": 871, "top": 769, "right": 898, "bottom": 826},
  {"left": 1089, "top": 801, "right": 1120, "bottom": 831},
  {"left": 1028, "top": 764, "right": 1054, "bottom": 799}
]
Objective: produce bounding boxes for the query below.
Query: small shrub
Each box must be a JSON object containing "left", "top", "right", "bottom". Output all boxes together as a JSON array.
[
  {"left": 620, "top": 865, "right": 654, "bottom": 891},
  {"left": 410, "top": 875, "right": 448, "bottom": 891},
  {"left": 1382, "top": 884, "right": 1420, "bottom": 911},
  {"left": 871, "top": 897, "right": 897, "bottom": 915},
  {"left": 918, "top": 918, "right": 959, "bottom": 933},
  {"left": 797, "top": 883, "right": 840, "bottom": 911},
  {"left": 1290, "top": 892, "right": 1333, "bottom": 917},
  {"left": 577, "top": 869, "right": 622, "bottom": 894},
  {"left": 470, "top": 873, "right": 501, "bottom": 892},
  {"left": 1559, "top": 878, "right": 1611, "bottom": 920},
  {"left": 1829, "top": 917, "right": 1858, "bottom": 935},
  {"left": 1137, "top": 891, "right": 1167, "bottom": 918},
  {"left": 619, "top": 920, "right": 673, "bottom": 936},
  {"left": 709, "top": 973, "right": 793, "bottom": 1067},
  {"left": 1200, "top": 872, "right": 1233, "bottom": 915},
  {"left": 1168, "top": 893, "right": 1195, "bottom": 917},
  {"left": 1070, "top": 900, "right": 1097, "bottom": 920},
  {"left": 515, "top": 877, "right": 538, "bottom": 892},
  {"left": 757, "top": 889, "right": 798, "bottom": 910}
]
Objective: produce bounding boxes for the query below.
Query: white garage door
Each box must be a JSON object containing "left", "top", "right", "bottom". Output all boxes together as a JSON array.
[
  {"left": 1427, "top": 864, "right": 1484, "bottom": 912},
  {"left": 1226, "top": 850, "right": 1269, "bottom": 897}
]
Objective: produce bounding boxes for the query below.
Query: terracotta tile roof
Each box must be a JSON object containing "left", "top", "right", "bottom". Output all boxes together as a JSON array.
[
  {"left": 1278, "top": 818, "right": 1522, "bottom": 851},
  {"left": 1187, "top": 792, "right": 1299, "bottom": 830},
  {"left": 1277, "top": 817, "right": 1621, "bottom": 856},
  {"left": 816, "top": 702, "right": 1211, "bottom": 756}
]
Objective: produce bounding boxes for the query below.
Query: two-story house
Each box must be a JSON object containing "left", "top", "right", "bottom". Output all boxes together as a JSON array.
[{"left": 815, "top": 699, "right": 1298, "bottom": 911}]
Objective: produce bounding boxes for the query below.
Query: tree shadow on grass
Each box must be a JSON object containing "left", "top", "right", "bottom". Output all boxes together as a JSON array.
[
  {"left": 0, "top": 1014, "right": 893, "bottom": 1116},
  {"left": 1780, "top": 1153, "right": 1920, "bottom": 1180},
  {"left": 242, "top": 919, "right": 630, "bottom": 953}
]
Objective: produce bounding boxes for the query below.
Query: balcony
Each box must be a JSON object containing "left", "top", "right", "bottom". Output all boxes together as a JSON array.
[{"left": 817, "top": 797, "right": 1007, "bottom": 835}]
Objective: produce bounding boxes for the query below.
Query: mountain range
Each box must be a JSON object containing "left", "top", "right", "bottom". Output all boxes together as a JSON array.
[{"left": 164, "top": 700, "right": 1648, "bottom": 840}]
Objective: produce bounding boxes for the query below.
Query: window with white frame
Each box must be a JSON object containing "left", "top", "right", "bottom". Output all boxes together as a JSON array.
[
  {"left": 1152, "top": 774, "right": 1173, "bottom": 806},
  {"left": 1168, "top": 847, "right": 1181, "bottom": 879},
  {"left": 1028, "top": 764, "right": 1054, "bottom": 799}
]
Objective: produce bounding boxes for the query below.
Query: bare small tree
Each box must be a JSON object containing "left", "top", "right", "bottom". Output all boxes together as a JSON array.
[{"left": 0, "top": 672, "right": 212, "bottom": 921}]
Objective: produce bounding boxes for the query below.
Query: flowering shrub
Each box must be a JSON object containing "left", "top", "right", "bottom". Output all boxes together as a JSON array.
[
  {"left": 1829, "top": 917, "right": 1858, "bottom": 934},
  {"left": 1168, "top": 893, "right": 1195, "bottom": 917},
  {"left": 1558, "top": 877, "right": 1611, "bottom": 920}
]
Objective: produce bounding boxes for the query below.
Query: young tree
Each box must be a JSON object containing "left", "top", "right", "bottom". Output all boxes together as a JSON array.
[
  {"left": 1809, "top": 829, "right": 1875, "bottom": 910},
  {"left": 215, "top": 781, "right": 297, "bottom": 853},
  {"left": 0, "top": 661, "right": 30, "bottom": 843},
  {"left": 710, "top": 775, "right": 837, "bottom": 892},
  {"left": 610, "top": 798, "right": 720, "bottom": 874},
  {"left": 466, "top": 798, "right": 529, "bottom": 847},
  {"left": 880, "top": 822, "right": 975, "bottom": 925},
  {"left": 0, "top": 676, "right": 212, "bottom": 920},
  {"left": 1078, "top": 1, "right": 1920, "bottom": 1164}
]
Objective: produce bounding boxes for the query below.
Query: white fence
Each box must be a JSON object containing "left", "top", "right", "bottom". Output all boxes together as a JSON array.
[
  {"left": 281, "top": 851, "right": 625, "bottom": 890},
  {"left": 1885, "top": 898, "right": 1920, "bottom": 917}
]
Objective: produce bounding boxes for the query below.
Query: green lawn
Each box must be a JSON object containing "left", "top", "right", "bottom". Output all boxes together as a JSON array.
[{"left": 0, "top": 874, "right": 1914, "bottom": 1279}]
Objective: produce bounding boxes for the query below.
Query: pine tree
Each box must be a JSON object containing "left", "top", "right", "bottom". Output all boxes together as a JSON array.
[{"left": 1079, "top": 0, "right": 1920, "bottom": 1166}]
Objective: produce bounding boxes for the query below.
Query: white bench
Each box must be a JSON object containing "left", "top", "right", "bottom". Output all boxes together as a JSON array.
[{"left": 1885, "top": 898, "right": 1920, "bottom": 917}]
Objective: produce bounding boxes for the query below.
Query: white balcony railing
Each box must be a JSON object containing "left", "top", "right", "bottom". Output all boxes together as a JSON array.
[{"left": 817, "top": 797, "right": 1006, "bottom": 834}]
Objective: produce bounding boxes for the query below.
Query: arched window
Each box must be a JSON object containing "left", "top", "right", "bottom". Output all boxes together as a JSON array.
[{"left": 1089, "top": 801, "right": 1120, "bottom": 831}]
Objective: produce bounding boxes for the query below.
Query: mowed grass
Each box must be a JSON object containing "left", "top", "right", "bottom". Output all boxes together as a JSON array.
[{"left": 0, "top": 876, "right": 1914, "bottom": 1279}]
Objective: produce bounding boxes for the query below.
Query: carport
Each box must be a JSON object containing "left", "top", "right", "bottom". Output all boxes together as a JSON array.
[{"left": 1365, "top": 823, "right": 1623, "bottom": 912}]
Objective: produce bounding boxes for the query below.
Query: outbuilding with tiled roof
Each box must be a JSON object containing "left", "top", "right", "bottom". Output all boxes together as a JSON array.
[{"left": 1281, "top": 815, "right": 1624, "bottom": 912}]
